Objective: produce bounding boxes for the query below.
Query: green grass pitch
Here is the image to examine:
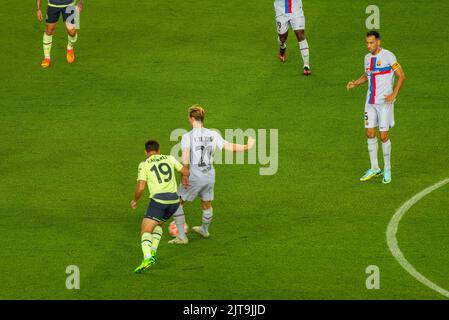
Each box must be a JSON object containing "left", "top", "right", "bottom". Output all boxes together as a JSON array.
[{"left": 0, "top": 0, "right": 448, "bottom": 299}]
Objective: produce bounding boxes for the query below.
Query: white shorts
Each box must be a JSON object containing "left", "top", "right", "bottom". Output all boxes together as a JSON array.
[
  {"left": 364, "top": 103, "right": 395, "bottom": 131},
  {"left": 178, "top": 180, "right": 215, "bottom": 202},
  {"left": 275, "top": 12, "right": 305, "bottom": 34}
]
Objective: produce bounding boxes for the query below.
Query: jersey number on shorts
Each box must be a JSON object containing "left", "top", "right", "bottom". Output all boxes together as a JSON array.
[{"left": 150, "top": 163, "right": 172, "bottom": 184}]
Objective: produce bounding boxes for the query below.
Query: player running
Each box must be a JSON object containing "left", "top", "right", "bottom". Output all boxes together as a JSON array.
[
  {"left": 36, "top": 0, "right": 84, "bottom": 68},
  {"left": 274, "top": 0, "right": 311, "bottom": 75},
  {"left": 168, "top": 105, "right": 255, "bottom": 244},
  {"left": 131, "top": 140, "right": 189, "bottom": 273},
  {"left": 346, "top": 31, "right": 406, "bottom": 184}
]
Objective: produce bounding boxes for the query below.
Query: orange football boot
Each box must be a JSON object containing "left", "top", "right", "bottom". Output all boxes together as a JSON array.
[
  {"left": 41, "top": 58, "right": 51, "bottom": 68},
  {"left": 67, "top": 49, "right": 75, "bottom": 64}
]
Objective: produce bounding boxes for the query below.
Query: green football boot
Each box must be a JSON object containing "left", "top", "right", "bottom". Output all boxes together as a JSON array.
[{"left": 134, "top": 254, "right": 157, "bottom": 274}]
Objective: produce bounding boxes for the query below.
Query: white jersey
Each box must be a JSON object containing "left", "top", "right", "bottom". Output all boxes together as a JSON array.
[
  {"left": 274, "top": 0, "right": 304, "bottom": 15},
  {"left": 181, "top": 127, "right": 226, "bottom": 181},
  {"left": 364, "top": 48, "right": 400, "bottom": 105}
]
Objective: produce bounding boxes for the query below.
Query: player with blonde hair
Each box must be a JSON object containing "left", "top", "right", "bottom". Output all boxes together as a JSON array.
[{"left": 168, "top": 105, "right": 255, "bottom": 244}]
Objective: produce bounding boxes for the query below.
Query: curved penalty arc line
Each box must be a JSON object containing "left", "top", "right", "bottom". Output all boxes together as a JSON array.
[{"left": 386, "top": 177, "right": 449, "bottom": 298}]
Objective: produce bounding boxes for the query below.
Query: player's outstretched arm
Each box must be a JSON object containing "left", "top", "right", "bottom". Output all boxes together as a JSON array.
[
  {"left": 346, "top": 74, "right": 368, "bottom": 90},
  {"left": 385, "top": 66, "right": 406, "bottom": 103},
  {"left": 223, "top": 137, "right": 255, "bottom": 152},
  {"left": 36, "top": 0, "right": 43, "bottom": 21},
  {"left": 131, "top": 180, "right": 146, "bottom": 209}
]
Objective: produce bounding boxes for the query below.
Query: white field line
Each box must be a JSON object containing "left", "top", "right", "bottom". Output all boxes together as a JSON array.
[{"left": 386, "top": 178, "right": 449, "bottom": 298}]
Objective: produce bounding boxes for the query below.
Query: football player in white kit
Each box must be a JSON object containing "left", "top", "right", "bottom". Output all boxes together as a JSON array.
[
  {"left": 274, "top": 0, "right": 311, "bottom": 75},
  {"left": 347, "top": 31, "right": 406, "bottom": 184},
  {"left": 168, "top": 105, "right": 255, "bottom": 244}
]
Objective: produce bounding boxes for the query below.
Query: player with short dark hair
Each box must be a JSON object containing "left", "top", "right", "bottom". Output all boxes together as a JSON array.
[
  {"left": 36, "top": 0, "right": 84, "bottom": 68},
  {"left": 131, "top": 140, "right": 189, "bottom": 273},
  {"left": 366, "top": 30, "right": 380, "bottom": 39},
  {"left": 347, "top": 31, "right": 406, "bottom": 184}
]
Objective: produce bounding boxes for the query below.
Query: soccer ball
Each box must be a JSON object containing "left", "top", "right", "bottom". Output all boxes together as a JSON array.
[{"left": 168, "top": 221, "right": 189, "bottom": 237}]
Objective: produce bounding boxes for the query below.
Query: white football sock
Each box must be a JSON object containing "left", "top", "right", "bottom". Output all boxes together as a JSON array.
[
  {"left": 367, "top": 137, "right": 380, "bottom": 171},
  {"left": 201, "top": 208, "right": 213, "bottom": 233},
  {"left": 173, "top": 205, "right": 186, "bottom": 239},
  {"left": 298, "top": 39, "right": 310, "bottom": 67},
  {"left": 382, "top": 139, "right": 392, "bottom": 171}
]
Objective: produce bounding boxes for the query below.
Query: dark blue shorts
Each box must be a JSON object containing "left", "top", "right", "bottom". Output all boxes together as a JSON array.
[
  {"left": 46, "top": 5, "right": 76, "bottom": 24},
  {"left": 145, "top": 199, "right": 180, "bottom": 222}
]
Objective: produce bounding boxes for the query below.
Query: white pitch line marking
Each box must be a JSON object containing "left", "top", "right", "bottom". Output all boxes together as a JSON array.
[{"left": 386, "top": 177, "right": 449, "bottom": 298}]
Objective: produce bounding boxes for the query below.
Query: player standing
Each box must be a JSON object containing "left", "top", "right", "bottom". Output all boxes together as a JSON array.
[
  {"left": 131, "top": 140, "right": 189, "bottom": 273},
  {"left": 36, "top": 0, "right": 84, "bottom": 68},
  {"left": 347, "top": 31, "right": 406, "bottom": 184},
  {"left": 274, "top": 0, "right": 311, "bottom": 75},
  {"left": 168, "top": 105, "right": 255, "bottom": 244}
]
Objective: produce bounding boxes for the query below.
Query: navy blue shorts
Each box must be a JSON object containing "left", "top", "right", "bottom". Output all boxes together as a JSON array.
[
  {"left": 46, "top": 5, "right": 76, "bottom": 24},
  {"left": 145, "top": 200, "right": 180, "bottom": 222}
]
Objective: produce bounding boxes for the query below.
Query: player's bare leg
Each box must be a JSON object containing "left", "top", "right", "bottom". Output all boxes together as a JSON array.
[
  {"left": 66, "top": 25, "right": 77, "bottom": 64},
  {"left": 294, "top": 29, "right": 311, "bottom": 75},
  {"left": 360, "top": 128, "right": 383, "bottom": 181},
  {"left": 41, "top": 23, "right": 56, "bottom": 68},
  {"left": 380, "top": 131, "right": 392, "bottom": 184},
  {"left": 277, "top": 32, "right": 288, "bottom": 62},
  {"left": 192, "top": 201, "right": 212, "bottom": 238},
  {"left": 135, "top": 218, "right": 162, "bottom": 273}
]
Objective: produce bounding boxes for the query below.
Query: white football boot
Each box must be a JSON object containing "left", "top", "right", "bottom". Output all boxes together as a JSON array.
[
  {"left": 168, "top": 236, "right": 189, "bottom": 244},
  {"left": 192, "top": 226, "right": 210, "bottom": 238}
]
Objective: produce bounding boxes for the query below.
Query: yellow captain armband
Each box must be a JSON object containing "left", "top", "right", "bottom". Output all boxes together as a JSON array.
[{"left": 391, "top": 62, "right": 401, "bottom": 71}]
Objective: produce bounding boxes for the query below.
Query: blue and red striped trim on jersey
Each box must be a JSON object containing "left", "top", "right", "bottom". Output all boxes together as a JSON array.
[
  {"left": 368, "top": 56, "right": 392, "bottom": 104},
  {"left": 285, "top": 0, "right": 293, "bottom": 14}
]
